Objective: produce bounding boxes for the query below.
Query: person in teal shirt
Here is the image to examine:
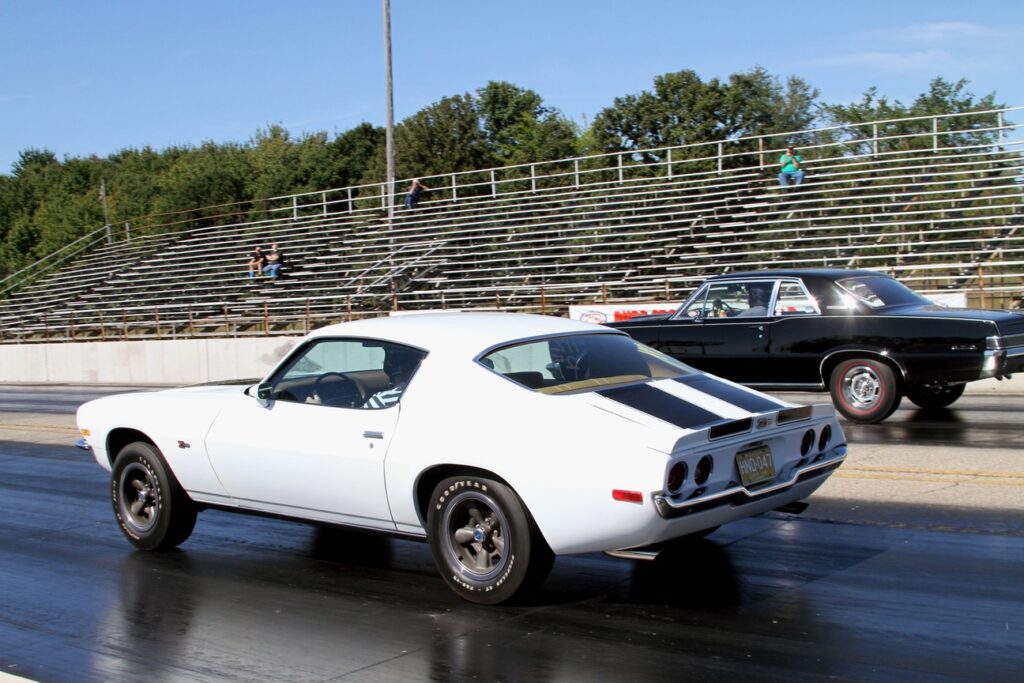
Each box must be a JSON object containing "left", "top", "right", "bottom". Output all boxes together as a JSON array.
[{"left": 778, "top": 146, "right": 805, "bottom": 186}]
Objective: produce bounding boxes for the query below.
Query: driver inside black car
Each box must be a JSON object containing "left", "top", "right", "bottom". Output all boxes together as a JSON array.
[{"left": 736, "top": 286, "right": 770, "bottom": 317}]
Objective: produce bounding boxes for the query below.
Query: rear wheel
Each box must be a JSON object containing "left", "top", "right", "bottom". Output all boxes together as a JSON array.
[
  {"left": 829, "top": 358, "right": 901, "bottom": 424},
  {"left": 427, "top": 475, "right": 553, "bottom": 605},
  {"left": 111, "top": 441, "right": 197, "bottom": 551},
  {"left": 905, "top": 382, "right": 966, "bottom": 410}
]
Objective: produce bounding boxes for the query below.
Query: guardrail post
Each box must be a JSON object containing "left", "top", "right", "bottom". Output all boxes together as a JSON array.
[
  {"left": 932, "top": 117, "right": 939, "bottom": 152},
  {"left": 717, "top": 142, "right": 723, "bottom": 175},
  {"left": 530, "top": 164, "right": 537, "bottom": 193},
  {"left": 292, "top": 195, "right": 298, "bottom": 220},
  {"left": 758, "top": 138, "right": 764, "bottom": 169},
  {"left": 347, "top": 187, "right": 354, "bottom": 213},
  {"left": 305, "top": 299, "right": 310, "bottom": 334},
  {"left": 125, "top": 222, "right": 131, "bottom": 241},
  {"left": 347, "top": 295, "right": 352, "bottom": 321},
  {"left": 997, "top": 111, "right": 1005, "bottom": 149},
  {"left": 263, "top": 302, "right": 269, "bottom": 335},
  {"left": 451, "top": 173, "right": 457, "bottom": 201},
  {"left": 441, "top": 290, "right": 447, "bottom": 310},
  {"left": 322, "top": 192, "right": 328, "bottom": 217},
  {"left": 667, "top": 148, "right": 673, "bottom": 179},
  {"left": 540, "top": 286, "right": 546, "bottom": 315},
  {"left": 490, "top": 169, "right": 497, "bottom": 198},
  {"left": 380, "top": 184, "right": 387, "bottom": 210},
  {"left": 872, "top": 124, "right": 879, "bottom": 156},
  {"left": 574, "top": 159, "right": 580, "bottom": 188},
  {"left": 617, "top": 153, "right": 624, "bottom": 184},
  {"left": 392, "top": 291, "right": 398, "bottom": 311}
]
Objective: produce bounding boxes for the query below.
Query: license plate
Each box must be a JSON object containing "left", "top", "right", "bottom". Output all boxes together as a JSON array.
[{"left": 736, "top": 445, "right": 775, "bottom": 487}]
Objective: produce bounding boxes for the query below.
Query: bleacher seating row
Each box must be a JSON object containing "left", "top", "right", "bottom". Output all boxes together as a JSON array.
[{"left": 1, "top": 117, "right": 1022, "bottom": 341}]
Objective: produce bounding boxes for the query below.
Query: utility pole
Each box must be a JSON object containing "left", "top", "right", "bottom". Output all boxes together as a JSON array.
[
  {"left": 99, "top": 179, "right": 112, "bottom": 244},
  {"left": 383, "top": 0, "right": 395, "bottom": 221},
  {"left": 382, "top": 0, "right": 396, "bottom": 287}
]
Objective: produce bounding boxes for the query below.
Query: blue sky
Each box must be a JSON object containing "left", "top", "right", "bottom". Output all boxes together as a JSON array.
[{"left": 1, "top": 0, "right": 1021, "bottom": 175}]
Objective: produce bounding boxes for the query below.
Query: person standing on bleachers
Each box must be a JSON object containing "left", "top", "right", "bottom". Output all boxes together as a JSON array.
[
  {"left": 404, "top": 178, "right": 429, "bottom": 209},
  {"left": 778, "top": 146, "right": 805, "bottom": 187},
  {"left": 264, "top": 243, "right": 285, "bottom": 279},
  {"left": 247, "top": 246, "right": 266, "bottom": 279}
]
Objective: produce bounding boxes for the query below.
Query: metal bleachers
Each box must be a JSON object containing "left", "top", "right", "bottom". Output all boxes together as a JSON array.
[{"left": 1, "top": 107, "right": 1023, "bottom": 341}]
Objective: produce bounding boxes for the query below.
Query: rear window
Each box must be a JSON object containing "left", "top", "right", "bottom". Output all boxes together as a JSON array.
[
  {"left": 836, "top": 276, "right": 929, "bottom": 309},
  {"left": 480, "top": 333, "right": 696, "bottom": 394}
]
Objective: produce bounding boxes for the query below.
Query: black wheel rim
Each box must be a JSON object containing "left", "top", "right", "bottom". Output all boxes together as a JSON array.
[
  {"left": 119, "top": 462, "right": 158, "bottom": 534},
  {"left": 442, "top": 490, "right": 509, "bottom": 581}
]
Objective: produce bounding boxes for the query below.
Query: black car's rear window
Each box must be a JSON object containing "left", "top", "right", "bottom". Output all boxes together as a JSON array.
[
  {"left": 836, "top": 276, "right": 929, "bottom": 309},
  {"left": 480, "top": 333, "right": 697, "bottom": 394}
]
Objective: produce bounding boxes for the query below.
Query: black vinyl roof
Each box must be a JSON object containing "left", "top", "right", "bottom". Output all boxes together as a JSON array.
[{"left": 705, "top": 268, "right": 888, "bottom": 281}]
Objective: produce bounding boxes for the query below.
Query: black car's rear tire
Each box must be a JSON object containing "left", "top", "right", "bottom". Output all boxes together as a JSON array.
[
  {"left": 905, "top": 382, "right": 966, "bottom": 410},
  {"left": 111, "top": 441, "right": 197, "bottom": 551},
  {"left": 829, "top": 358, "right": 901, "bottom": 424},
  {"left": 427, "top": 475, "right": 553, "bottom": 605}
]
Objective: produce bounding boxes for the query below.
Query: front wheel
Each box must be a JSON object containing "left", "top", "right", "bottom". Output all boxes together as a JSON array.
[
  {"left": 905, "top": 382, "right": 966, "bottom": 410},
  {"left": 829, "top": 358, "right": 901, "bottom": 424},
  {"left": 427, "top": 475, "right": 553, "bottom": 605},
  {"left": 111, "top": 441, "right": 197, "bottom": 551}
]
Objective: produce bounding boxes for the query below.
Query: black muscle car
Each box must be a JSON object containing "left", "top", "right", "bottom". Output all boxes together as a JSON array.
[{"left": 608, "top": 269, "right": 1024, "bottom": 423}]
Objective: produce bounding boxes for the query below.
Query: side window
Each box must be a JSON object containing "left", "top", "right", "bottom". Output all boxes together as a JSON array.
[
  {"left": 680, "top": 281, "right": 775, "bottom": 318},
  {"left": 774, "top": 281, "right": 821, "bottom": 316},
  {"left": 268, "top": 338, "right": 425, "bottom": 409}
]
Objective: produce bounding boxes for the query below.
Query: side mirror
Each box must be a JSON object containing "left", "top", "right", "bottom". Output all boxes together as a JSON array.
[{"left": 256, "top": 382, "right": 273, "bottom": 401}]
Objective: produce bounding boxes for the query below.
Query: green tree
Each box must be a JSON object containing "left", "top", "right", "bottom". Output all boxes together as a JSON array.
[
  {"left": 477, "top": 81, "right": 578, "bottom": 166},
  {"left": 589, "top": 68, "right": 819, "bottom": 166},
  {"left": 819, "top": 77, "right": 1004, "bottom": 153}
]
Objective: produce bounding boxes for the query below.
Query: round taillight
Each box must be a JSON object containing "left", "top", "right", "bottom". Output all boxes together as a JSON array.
[
  {"left": 800, "top": 429, "right": 815, "bottom": 457},
  {"left": 818, "top": 424, "right": 832, "bottom": 452},
  {"left": 694, "top": 455, "right": 713, "bottom": 485},
  {"left": 667, "top": 462, "right": 688, "bottom": 493}
]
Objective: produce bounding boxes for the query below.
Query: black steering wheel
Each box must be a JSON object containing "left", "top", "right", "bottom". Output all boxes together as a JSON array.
[{"left": 312, "top": 372, "right": 364, "bottom": 408}]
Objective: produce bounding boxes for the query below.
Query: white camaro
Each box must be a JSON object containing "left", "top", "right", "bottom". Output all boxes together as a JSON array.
[{"left": 77, "top": 312, "right": 847, "bottom": 604}]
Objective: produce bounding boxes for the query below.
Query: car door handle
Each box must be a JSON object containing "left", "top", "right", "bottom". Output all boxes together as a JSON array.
[
  {"left": 363, "top": 430, "right": 384, "bottom": 439},
  {"left": 747, "top": 325, "right": 764, "bottom": 331}
]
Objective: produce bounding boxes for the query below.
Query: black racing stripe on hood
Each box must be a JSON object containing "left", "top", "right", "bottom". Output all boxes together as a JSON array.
[
  {"left": 597, "top": 383, "right": 724, "bottom": 430},
  {"left": 674, "top": 375, "right": 784, "bottom": 413}
]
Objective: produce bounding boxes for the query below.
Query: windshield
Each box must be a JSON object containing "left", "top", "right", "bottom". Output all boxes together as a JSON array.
[
  {"left": 836, "top": 276, "right": 929, "bottom": 309},
  {"left": 480, "top": 333, "right": 697, "bottom": 394}
]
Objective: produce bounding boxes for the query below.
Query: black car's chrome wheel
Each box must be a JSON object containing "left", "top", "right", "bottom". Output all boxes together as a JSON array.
[
  {"left": 111, "top": 442, "right": 197, "bottom": 551},
  {"left": 428, "top": 475, "right": 553, "bottom": 605},
  {"left": 829, "top": 359, "right": 901, "bottom": 424}
]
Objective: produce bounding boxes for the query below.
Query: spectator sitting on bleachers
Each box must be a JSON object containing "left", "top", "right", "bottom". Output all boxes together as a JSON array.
[
  {"left": 404, "top": 179, "right": 428, "bottom": 210},
  {"left": 778, "top": 146, "right": 805, "bottom": 187},
  {"left": 264, "top": 243, "right": 285, "bottom": 279},
  {"left": 247, "top": 246, "right": 266, "bottom": 279}
]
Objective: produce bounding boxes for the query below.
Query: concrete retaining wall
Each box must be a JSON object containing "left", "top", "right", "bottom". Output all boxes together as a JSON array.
[
  {"left": 0, "top": 337, "right": 1020, "bottom": 394},
  {"left": 0, "top": 337, "right": 300, "bottom": 385}
]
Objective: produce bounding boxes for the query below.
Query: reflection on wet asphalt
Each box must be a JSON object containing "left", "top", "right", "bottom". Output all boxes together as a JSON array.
[{"left": 0, "top": 386, "right": 1022, "bottom": 681}]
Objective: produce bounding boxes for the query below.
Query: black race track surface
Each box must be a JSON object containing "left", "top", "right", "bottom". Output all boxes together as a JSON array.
[{"left": 1, "top": 386, "right": 1021, "bottom": 682}]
